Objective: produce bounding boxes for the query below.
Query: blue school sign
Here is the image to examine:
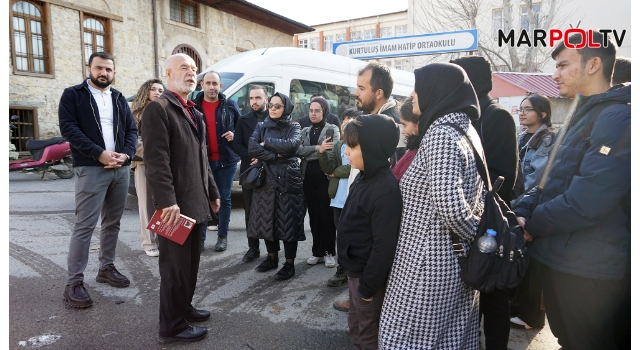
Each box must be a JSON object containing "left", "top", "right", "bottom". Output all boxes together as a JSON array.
[{"left": 333, "top": 29, "right": 478, "bottom": 59}]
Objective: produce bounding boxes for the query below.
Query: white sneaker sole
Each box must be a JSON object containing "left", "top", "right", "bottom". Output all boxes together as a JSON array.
[
  {"left": 306, "top": 258, "right": 323, "bottom": 265},
  {"left": 325, "top": 261, "right": 336, "bottom": 268}
]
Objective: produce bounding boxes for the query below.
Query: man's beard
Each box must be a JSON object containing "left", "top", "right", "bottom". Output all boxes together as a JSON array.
[
  {"left": 89, "top": 73, "right": 114, "bottom": 89},
  {"left": 172, "top": 78, "right": 196, "bottom": 94},
  {"left": 356, "top": 98, "right": 376, "bottom": 113},
  {"left": 253, "top": 103, "right": 267, "bottom": 113}
]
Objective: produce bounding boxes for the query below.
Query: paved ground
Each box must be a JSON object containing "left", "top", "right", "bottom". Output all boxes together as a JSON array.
[{"left": 9, "top": 170, "right": 560, "bottom": 349}]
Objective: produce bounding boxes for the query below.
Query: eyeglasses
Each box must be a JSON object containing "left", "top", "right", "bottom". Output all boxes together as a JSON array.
[
  {"left": 309, "top": 109, "right": 322, "bottom": 114},
  {"left": 268, "top": 103, "right": 284, "bottom": 109},
  {"left": 518, "top": 107, "right": 534, "bottom": 114}
]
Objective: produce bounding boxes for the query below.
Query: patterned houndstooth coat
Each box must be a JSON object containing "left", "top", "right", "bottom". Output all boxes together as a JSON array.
[{"left": 379, "top": 112, "right": 485, "bottom": 350}]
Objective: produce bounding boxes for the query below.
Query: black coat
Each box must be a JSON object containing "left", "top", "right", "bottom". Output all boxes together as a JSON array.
[
  {"left": 232, "top": 108, "right": 269, "bottom": 175},
  {"left": 247, "top": 115, "right": 306, "bottom": 242}
]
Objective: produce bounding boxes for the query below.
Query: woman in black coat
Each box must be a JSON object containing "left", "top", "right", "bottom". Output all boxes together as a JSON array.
[{"left": 247, "top": 92, "right": 306, "bottom": 281}]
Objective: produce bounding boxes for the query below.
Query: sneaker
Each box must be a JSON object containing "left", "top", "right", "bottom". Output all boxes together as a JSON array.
[
  {"left": 510, "top": 316, "right": 533, "bottom": 330},
  {"left": 96, "top": 264, "right": 130, "bottom": 288},
  {"left": 208, "top": 225, "right": 218, "bottom": 231},
  {"left": 214, "top": 236, "right": 227, "bottom": 251},
  {"left": 275, "top": 262, "right": 295, "bottom": 281},
  {"left": 324, "top": 252, "right": 336, "bottom": 268},
  {"left": 63, "top": 281, "right": 93, "bottom": 308},
  {"left": 306, "top": 256, "right": 324, "bottom": 265},
  {"left": 327, "top": 265, "right": 347, "bottom": 287},
  {"left": 145, "top": 249, "right": 159, "bottom": 257},
  {"left": 256, "top": 256, "right": 279, "bottom": 272},
  {"left": 333, "top": 299, "right": 349, "bottom": 312}
]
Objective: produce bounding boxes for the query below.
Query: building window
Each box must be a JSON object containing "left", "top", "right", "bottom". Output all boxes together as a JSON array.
[
  {"left": 298, "top": 39, "right": 308, "bottom": 48},
  {"left": 310, "top": 37, "right": 318, "bottom": 50},
  {"left": 324, "top": 35, "right": 333, "bottom": 52},
  {"left": 172, "top": 44, "right": 202, "bottom": 74},
  {"left": 335, "top": 33, "right": 346, "bottom": 42},
  {"left": 521, "top": 3, "right": 542, "bottom": 31},
  {"left": 380, "top": 27, "right": 392, "bottom": 38},
  {"left": 351, "top": 31, "right": 362, "bottom": 41},
  {"left": 395, "top": 59, "right": 411, "bottom": 72},
  {"left": 9, "top": 107, "right": 38, "bottom": 152},
  {"left": 170, "top": 0, "right": 199, "bottom": 27},
  {"left": 493, "top": 9, "right": 504, "bottom": 37},
  {"left": 395, "top": 25, "right": 407, "bottom": 36},
  {"left": 10, "top": 0, "right": 51, "bottom": 74},
  {"left": 82, "top": 15, "right": 111, "bottom": 70},
  {"left": 364, "top": 29, "right": 376, "bottom": 40}
]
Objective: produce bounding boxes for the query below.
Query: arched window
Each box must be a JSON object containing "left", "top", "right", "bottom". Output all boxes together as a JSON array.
[
  {"left": 10, "top": 0, "right": 51, "bottom": 74},
  {"left": 172, "top": 44, "right": 202, "bottom": 74},
  {"left": 82, "top": 14, "right": 111, "bottom": 69}
]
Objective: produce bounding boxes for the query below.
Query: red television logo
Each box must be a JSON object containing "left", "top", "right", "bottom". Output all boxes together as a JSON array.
[{"left": 498, "top": 29, "right": 626, "bottom": 48}]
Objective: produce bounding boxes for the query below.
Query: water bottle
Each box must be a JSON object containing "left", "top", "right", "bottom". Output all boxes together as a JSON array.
[{"left": 477, "top": 229, "right": 498, "bottom": 254}]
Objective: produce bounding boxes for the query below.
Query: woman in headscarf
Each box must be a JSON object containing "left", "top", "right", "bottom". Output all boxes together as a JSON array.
[
  {"left": 379, "top": 63, "right": 485, "bottom": 349},
  {"left": 248, "top": 92, "right": 306, "bottom": 281},
  {"left": 297, "top": 97, "right": 341, "bottom": 268},
  {"left": 392, "top": 98, "right": 421, "bottom": 181}
]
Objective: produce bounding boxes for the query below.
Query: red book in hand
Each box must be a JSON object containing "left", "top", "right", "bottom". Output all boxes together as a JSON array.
[{"left": 146, "top": 210, "right": 196, "bottom": 245}]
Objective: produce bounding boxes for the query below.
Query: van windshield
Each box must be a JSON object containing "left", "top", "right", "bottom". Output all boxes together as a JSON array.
[{"left": 219, "top": 72, "right": 244, "bottom": 93}]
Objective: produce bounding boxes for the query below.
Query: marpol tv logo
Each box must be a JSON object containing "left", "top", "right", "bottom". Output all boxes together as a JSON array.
[{"left": 498, "top": 28, "right": 626, "bottom": 48}]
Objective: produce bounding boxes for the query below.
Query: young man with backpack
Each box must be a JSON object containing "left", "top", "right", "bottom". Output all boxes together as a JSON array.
[
  {"left": 450, "top": 55, "right": 519, "bottom": 350},
  {"left": 514, "top": 32, "right": 630, "bottom": 349}
]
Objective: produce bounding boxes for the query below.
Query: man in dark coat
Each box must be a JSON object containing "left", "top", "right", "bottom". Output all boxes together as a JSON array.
[
  {"left": 515, "top": 32, "right": 630, "bottom": 350},
  {"left": 232, "top": 85, "right": 270, "bottom": 262},
  {"left": 193, "top": 71, "right": 241, "bottom": 253},
  {"left": 298, "top": 94, "right": 341, "bottom": 129},
  {"left": 141, "top": 53, "right": 220, "bottom": 344},
  {"left": 450, "top": 55, "right": 519, "bottom": 350}
]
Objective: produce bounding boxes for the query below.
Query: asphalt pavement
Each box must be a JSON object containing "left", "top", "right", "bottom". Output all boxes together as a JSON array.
[{"left": 9, "top": 170, "right": 560, "bottom": 349}]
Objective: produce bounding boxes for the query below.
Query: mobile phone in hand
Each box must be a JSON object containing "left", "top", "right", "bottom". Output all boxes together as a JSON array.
[{"left": 326, "top": 135, "right": 333, "bottom": 142}]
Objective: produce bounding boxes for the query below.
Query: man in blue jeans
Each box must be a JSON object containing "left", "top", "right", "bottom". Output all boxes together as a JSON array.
[{"left": 194, "top": 71, "right": 241, "bottom": 252}]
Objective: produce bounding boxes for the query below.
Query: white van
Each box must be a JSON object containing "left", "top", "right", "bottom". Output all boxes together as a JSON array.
[{"left": 195, "top": 47, "right": 415, "bottom": 120}]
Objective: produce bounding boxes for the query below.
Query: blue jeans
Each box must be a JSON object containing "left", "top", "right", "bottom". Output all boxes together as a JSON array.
[{"left": 201, "top": 160, "right": 236, "bottom": 241}]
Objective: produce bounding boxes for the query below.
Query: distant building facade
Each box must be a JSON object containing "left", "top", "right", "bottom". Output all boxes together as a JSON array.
[
  {"left": 9, "top": 0, "right": 311, "bottom": 151},
  {"left": 294, "top": 10, "right": 414, "bottom": 72}
]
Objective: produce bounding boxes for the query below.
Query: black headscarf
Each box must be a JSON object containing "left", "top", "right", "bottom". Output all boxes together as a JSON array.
[
  {"left": 309, "top": 97, "right": 329, "bottom": 129},
  {"left": 268, "top": 92, "right": 294, "bottom": 127},
  {"left": 414, "top": 63, "right": 480, "bottom": 138},
  {"left": 449, "top": 56, "right": 493, "bottom": 97},
  {"left": 355, "top": 114, "right": 399, "bottom": 180}
]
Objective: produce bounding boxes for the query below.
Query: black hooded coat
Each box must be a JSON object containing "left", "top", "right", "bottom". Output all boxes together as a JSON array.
[
  {"left": 450, "top": 56, "right": 518, "bottom": 203},
  {"left": 247, "top": 93, "right": 306, "bottom": 242},
  {"left": 336, "top": 114, "right": 403, "bottom": 299}
]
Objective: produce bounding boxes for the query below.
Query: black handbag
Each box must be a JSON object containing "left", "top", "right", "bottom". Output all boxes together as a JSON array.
[
  {"left": 444, "top": 123, "right": 529, "bottom": 293},
  {"left": 239, "top": 162, "right": 265, "bottom": 189}
]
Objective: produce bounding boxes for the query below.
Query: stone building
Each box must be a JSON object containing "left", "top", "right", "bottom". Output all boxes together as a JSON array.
[
  {"left": 294, "top": 10, "right": 412, "bottom": 72},
  {"left": 8, "top": 0, "right": 312, "bottom": 151}
]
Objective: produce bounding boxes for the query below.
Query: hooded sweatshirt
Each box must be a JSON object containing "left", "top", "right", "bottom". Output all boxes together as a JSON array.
[{"left": 336, "top": 114, "right": 403, "bottom": 299}]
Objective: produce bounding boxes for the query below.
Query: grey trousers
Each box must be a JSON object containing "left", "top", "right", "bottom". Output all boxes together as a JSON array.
[
  {"left": 348, "top": 276, "right": 386, "bottom": 350},
  {"left": 67, "top": 165, "right": 130, "bottom": 284}
]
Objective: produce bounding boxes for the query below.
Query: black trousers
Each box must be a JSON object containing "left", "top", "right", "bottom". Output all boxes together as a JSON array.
[
  {"left": 157, "top": 223, "right": 202, "bottom": 337},
  {"left": 332, "top": 207, "right": 342, "bottom": 231},
  {"left": 264, "top": 239, "right": 298, "bottom": 260},
  {"left": 540, "top": 262, "right": 627, "bottom": 350},
  {"left": 510, "top": 258, "right": 545, "bottom": 328},
  {"left": 480, "top": 288, "right": 511, "bottom": 350},
  {"left": 303, "top": 162, "right": 336, "bottom": 256},
  {"left": 242, "top": 186, "right": 260, "bottom": 249}
]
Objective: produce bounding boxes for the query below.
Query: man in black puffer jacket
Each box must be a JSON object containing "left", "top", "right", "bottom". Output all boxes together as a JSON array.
[
  {"left": 451, "top": 55, "right": 519, "bottom": 350},
  {"left": 515, "top": 32, "right": 630, "bottom": 350}
]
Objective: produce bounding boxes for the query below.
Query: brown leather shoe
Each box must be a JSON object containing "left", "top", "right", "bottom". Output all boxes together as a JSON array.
[
  {"left": 63, "top": 281, "right": 93, "bottom": 308},
  {"left": 333, "top": 299, "right": 349, "bottom": 312}
]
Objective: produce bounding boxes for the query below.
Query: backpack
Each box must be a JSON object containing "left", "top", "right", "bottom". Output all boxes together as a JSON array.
[{"left": 444, "top": 123, "right": 529, "bottom": 293}]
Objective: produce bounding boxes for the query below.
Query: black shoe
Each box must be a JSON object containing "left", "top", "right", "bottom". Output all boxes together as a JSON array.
[
  {"left": 96, "top": 264, "right": 130, "bottom": 288},
  {"left": 327, "top": 264, "right": 347, "bottom": 287},
  {"left": 200, "top": 240, "right": 204, "bottom": 253},
  {"left": 255, "top": 255, "right": 279, "bottom": 272},
  {"left": 186, "top": 308, "right": 210, "bottom": 323},
  {"left": 214, "top": 236, "right": 227, "bottom": 251},
  {"left": 275, "top": 262, "right": 295, "bottom": 281},
  {"left": 63, "top": 281, "right": 93, "bottom": 308},
  {"left": 242, "top": 246, "right": 260, "bottom": 263},
  {"left": 158, "top": 325, "right": 207, "bottom": 343}
]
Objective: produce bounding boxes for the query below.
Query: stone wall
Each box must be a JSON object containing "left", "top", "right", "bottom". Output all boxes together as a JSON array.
[{"left": 9, "top": 0, "right": 294, "bottom": 139}]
